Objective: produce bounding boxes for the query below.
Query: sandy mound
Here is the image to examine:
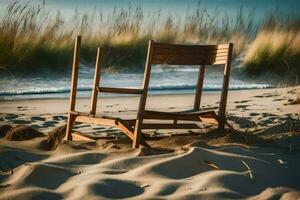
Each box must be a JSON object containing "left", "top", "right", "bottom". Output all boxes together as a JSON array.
[
  {"left": 1, "top": 142, "right": 300, "bottom": 199},
  {"left": 187, "top": 129, "right": 273, "bottom": 148},
  {"left": 5, "top": 125, "right": 45, "bottom": 141},
  {"left": 40, "top": 125, "right": 66, "bottom": 150},
  {"left": 0, "top": 124, "right": 12, "bottom": 138}
]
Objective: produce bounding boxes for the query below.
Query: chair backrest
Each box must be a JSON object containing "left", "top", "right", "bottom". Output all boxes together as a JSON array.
[
  {"left": 140, "top": 40, "right": 233, "bottom": 125},
  {"left": 150, "top": 42, "right": 232, "bottom": 66}
]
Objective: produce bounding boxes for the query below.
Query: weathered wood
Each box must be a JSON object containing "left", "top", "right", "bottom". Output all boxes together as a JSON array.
[
  {"left": 153, "top": 43, "right": 230, "bottom": 51},
  {"left": 199, "top": 117, "right": 219, "bottom": 125},
  {"left": 132, "top": 40, "right": 154, "bottom": 148},
  {"left": 97, "top": 87, "right": 143, "bottom": 94},
  {"left": 65, "top": 36, "right": 81, "bottom": 141},
  {"left": 141, "top": 123, "right": 200, "bottom": 129},
  {"left": 151, "top": 57, "right": 227, "bottom": 65},
  {"left": 194, "top": 65, "right": 205, "bottom": 110},
  {"left": 65, "top": 38, "right": 233, "bottom": 149},
  {"left": 218, "top": 43, "right": 234, "bottom": 130},
  {"left": 151, "top": 43, "right": 230, "bottom": 65},
  {"left": 90, "top": 47, "right": 102, "bottom": 115},
  {"left": 115, "top": 119, "right": 135, "bottom": 140},
  {"left": 72, "top": 132, "right": 96, "bottom": 142},
  {"left": 143, "top": 109, "right": 217, "bottom": 121},
  {"left": 69, "top": 110, "right": 90, "bottom": 116},
  {"left": 75, "top": 115, "right": 117, "bottom": 127},
  {"left": 153, "top": 50, "right": 229, "bottom": 56}
]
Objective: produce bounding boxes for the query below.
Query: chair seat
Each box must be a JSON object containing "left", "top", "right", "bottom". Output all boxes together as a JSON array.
[{"left": 143, "top": 109, "right": 218, "bottom": 121}]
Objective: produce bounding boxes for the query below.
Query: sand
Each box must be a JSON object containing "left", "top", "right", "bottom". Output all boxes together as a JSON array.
[{"left": 0, "top": 86, "right": 300, "bottom": 199}]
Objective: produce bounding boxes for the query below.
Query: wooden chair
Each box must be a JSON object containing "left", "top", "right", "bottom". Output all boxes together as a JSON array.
[{"left": 65, "top": 36, "right": 233, "bottom": 148}]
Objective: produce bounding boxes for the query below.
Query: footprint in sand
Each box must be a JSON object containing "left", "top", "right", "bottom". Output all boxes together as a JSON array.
[
  {"left": 272, "top": 98, "right": 286, "bottom": 102},
  {"left": 262, "top": 113, "right": 277, "bottom": 117},
  {"left": 52, "top": 115, "right": 67, "bottom": 121},
  {"left": 75, "top": 124, "right": 91, "bottom": 128},
  {"left": 12, "top": 119, "right": 31, "bottom": 124},
  {"left": 5, "top": 114, "right": 19, "bottom": 120},
  {"left": 17, "top": 106, "right": 28, "bottom": 111},
  {"left": 254, "top": 93, "right": 280, "bottom": 98},
  {"left": 234, "top": 100, "right": 252, "bottom": 104},
  {"left": 235, "top": 105, "right": 249, "bottom": 109},
  {"left": 93, "top": 127, "right": 107, "bottom": 131},
  {"left": 31, "top": 116, "right": 46, "bottom": 121},
  {"left": 90, "top": 179, "right": 144, "bottom": 199},
  {"left": 42, "top": 121, "right": 58, "bottom": 127}
]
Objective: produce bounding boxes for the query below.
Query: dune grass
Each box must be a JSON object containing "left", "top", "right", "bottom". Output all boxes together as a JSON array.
[
  {"left": 0, "top": 0, "right": 299, "bottom": 77},
  {"left": 243, "top": 18, "right": 300, "bottom": 80},
  {"left": 0, "top": 1, "right": 253, "bottom": 72}
]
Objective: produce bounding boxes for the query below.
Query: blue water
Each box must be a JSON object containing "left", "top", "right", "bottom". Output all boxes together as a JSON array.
[{"left": 0, "top": 65, "right": 270, "bottom": 100}]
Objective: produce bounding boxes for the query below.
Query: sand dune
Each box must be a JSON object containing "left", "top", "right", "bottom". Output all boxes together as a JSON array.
[
  {"left": 1, "top": 136, "right": 300, "bottom": 199},
  {"left": 0, "top": 87, "right": 300, "bottom": 199}
]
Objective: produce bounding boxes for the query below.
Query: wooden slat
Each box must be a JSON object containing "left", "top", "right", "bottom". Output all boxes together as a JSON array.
[
  {"left": 132, "top": 40, "right": 155, "bottom": 148},
  {"left": 141, "top": 123, "right": 200, "bottom": 129},
  {"left": 70, "top": 110, "right": 90, "bottom": 116},
  {"left": 115, "top": 119, "right": 135, "bottom": 140},
  {"left": 97, "top": 87, "right": 143, "bottom": 94},
  {"left": 90, "top": 47, "right": 102, "bottom": 115},
  {"left": 153, "top": 49, "right": 229, "bottom": 56},
  {"left": 116, "top": 119, "right": 151, "bottom": 148},
  {"left": 194, "top": 65, "right": 205, "bottom": 110},
  {"left": 151, "top": 57, "right": 227, "bottom": 65},
  {"left": 152, "top": 55, "right": 228, "bottom": 61},
  {"left": 143, "top": 110, "right": 217, "bottom": 121},
  {"left": 75, "top": 115, "right": 117, "bottom": 127},
  {"left": 153, "top": 43, "right": 230, "bottom": 51},
  {"left": 199, "top": 117, "right": 219, "bottom": 125},
  {"left": 218, "top": 43, "right": 234, "bottom": 130},
  {"left": 151, "top": 42, "right": 230, "bottom": 65},
  {"left": 65, "top": 36, "right": 81, "bottom": 141},
  {"left": 72, "top": 132, "right": 96, "bottom": 142}
]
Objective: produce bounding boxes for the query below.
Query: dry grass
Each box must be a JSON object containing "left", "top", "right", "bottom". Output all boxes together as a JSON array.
[
  {"left": 5, "top": 125, "right": 45, "bottom": 141},
  {"left": 0, "top": 1, "right": 254, "bottom": 71},
  {"left": 243, "top": 20, "right": 300, "bottom": 80},
  {"left": 40, "top": 125, "right": 66, "bottom": 150},
  {"left": 0, "top": 0, "right": 299, "bottom": 76},
  {"left": 0, "top": 125, "right": 12, "bottom": 138}
]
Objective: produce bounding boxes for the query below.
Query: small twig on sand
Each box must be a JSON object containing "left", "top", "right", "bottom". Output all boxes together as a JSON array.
[
  {"left": 241, "top": 160, "right": 253, "bottom": 180},
  {"left": 203, "top": 160, "right": 220, "bottom": 170}
]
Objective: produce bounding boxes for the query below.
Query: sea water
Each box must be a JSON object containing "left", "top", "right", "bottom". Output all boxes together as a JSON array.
[{"left": 0, "top": 65, "right": 270, "bottom": 100}]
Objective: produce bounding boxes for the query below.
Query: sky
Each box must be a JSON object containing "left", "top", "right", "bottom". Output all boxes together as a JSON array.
[{"left": 0, "top": 0, "right": 300, "bottom": 21}]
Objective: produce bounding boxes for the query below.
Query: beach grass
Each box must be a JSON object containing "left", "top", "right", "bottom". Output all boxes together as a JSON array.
[
  {"left": 0, "top": 0, "right": 299, "bottom": 77},
  {"left": 243, "top": 18, "right": 300, "bottom": 81}
]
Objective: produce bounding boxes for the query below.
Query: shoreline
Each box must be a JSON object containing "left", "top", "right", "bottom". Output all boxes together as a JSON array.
[
  {"left": 0, "top": 86, "right": 298, "bottom": 134},
  {"left": 0, "top": 84, "right": 273, "bottom": 101}
]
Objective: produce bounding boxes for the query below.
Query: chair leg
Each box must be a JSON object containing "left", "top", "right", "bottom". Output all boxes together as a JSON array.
[
  {"left": 132, "top": 119, "right": 142, "bottom": 148},
  {"left": 218, "top": 121, "right": 225, "bottom": 131},
  {"left": 65, "top": 113, "right": 76, "bottom": 140},
  {"left": 217, "top": 115, "right": 226, "bottom": 132}
]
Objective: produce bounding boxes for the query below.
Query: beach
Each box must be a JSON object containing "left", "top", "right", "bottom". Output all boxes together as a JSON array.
[{"left": 1, "top": 86, "right": 300, "bottom": 199}]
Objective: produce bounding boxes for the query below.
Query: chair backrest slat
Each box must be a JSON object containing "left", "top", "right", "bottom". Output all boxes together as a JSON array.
[{"left": 151, "top": 42, "right": 231, "bottom": 65}]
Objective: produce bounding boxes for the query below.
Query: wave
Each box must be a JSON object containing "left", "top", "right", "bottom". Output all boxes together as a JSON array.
[{"left": 0, "top": 84, "right": 271, "bottom": 96}]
